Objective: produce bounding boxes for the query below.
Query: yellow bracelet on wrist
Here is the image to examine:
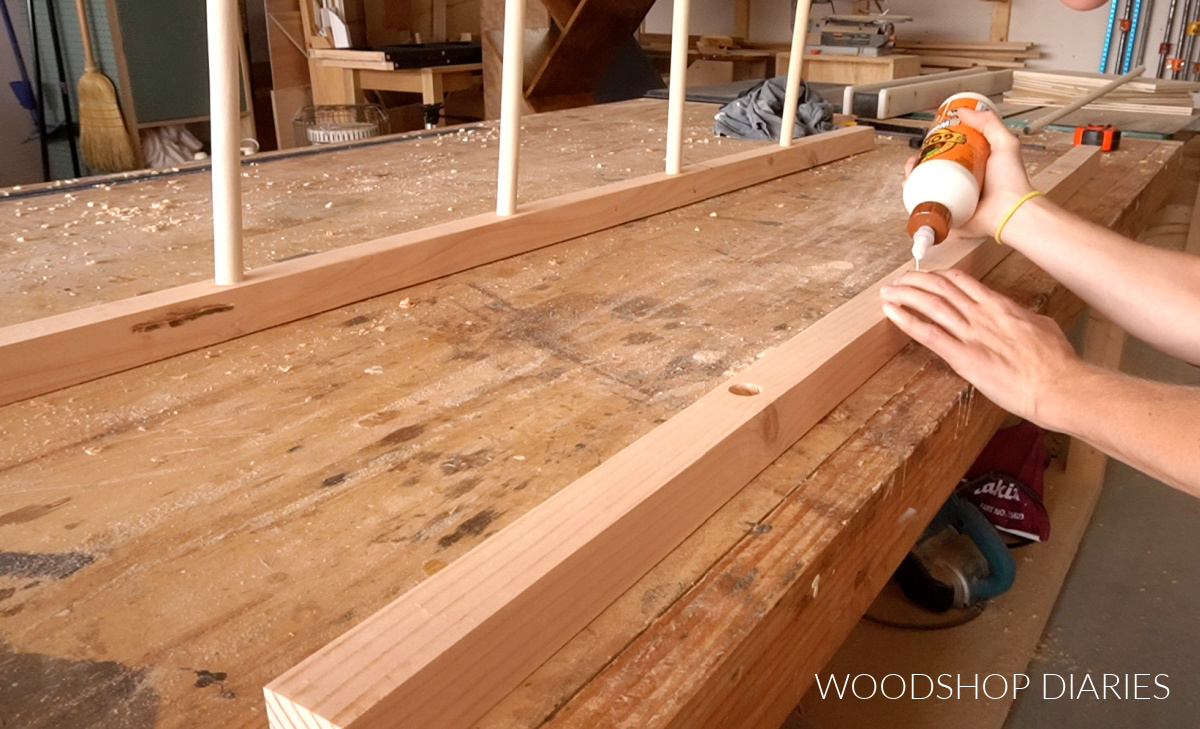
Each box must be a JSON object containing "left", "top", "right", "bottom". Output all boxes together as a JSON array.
[{"left": 994, "top": 190, "right": 1044, "bottom": 245}]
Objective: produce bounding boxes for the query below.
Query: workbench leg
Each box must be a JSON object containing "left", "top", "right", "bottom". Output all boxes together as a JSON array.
[
  {"left": 310, "top": 64, "right": 363, "bottom": 105},
  {"left": 421, "top": 68, "right": 446, "bottom": 126},
  {"left": 1065, "top": 310, "right": 1125, "bottom": 488}
]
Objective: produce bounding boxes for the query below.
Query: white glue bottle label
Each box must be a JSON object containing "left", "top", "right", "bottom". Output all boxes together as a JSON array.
[{"left": 903, "top": 92, "right": 998, "bottom": 267}]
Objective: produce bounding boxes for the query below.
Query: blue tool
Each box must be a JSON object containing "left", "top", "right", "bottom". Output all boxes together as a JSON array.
[{"left": 894, "top": 493, "right": 1016, "bottom": 612}]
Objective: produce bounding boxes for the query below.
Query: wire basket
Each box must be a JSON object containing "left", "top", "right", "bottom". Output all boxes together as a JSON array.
[{"left": 292, "top": 104, "right": 389, "bottom": 146}]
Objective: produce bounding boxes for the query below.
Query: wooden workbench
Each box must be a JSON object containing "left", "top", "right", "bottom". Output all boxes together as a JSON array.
[{"left": 0, "top": 100, "right": 1179, "bottom": 729}]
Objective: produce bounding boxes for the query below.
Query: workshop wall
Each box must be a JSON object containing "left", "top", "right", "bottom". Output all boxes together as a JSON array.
[
  {"left": 1, "top": 0, "right": 48, "bottom": 187},
  {"left": 645, "top": 0, "right": 1173, "bottom": 76}
]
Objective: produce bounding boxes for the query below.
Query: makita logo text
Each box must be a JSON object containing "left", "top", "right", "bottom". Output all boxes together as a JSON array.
[{"left": 972, "top": 478, "right": 1022, "bottom": 501}]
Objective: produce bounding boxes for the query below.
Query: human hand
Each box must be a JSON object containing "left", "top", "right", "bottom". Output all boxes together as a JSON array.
[
  {"left": 903, "top": 107, "right": 1036, "bottom": 240},
  {"left": 879, "top": 268, "right": 1080, "bottom": 425}
]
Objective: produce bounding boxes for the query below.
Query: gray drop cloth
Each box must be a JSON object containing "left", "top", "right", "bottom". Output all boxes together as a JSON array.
[{"left": 713, "top": 75, "right": 834, "bottom": 140}]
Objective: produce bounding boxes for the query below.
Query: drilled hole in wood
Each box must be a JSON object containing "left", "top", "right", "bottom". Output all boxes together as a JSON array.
[{"left": 729, "top": 383, "right": 762, "bottom": 396}]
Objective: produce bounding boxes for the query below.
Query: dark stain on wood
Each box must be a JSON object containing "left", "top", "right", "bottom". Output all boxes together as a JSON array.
[
  {"left": 339, "top": 315, "right": 372, "bottom": 327},
  {"left": 622, "top": 332, "right": 661, "bottom": 346},
  {"left": 437, "top": 510, "right": 501, "bottom": 549},
  {"left": 655, "top": 303, "right": 691, "bottom": 319},
  {"left": 663, "top": 352, "right": 730, "bottom": 379},
  {"left": 726, "top": 567, "right": 758, "bottom": 593},
  {"left": 0, "top": 640, "right": 159, "bottom": 728},
  {"left": 378, "top": 424, "right": 426, "bottom": 447},
  {"left": 321, "top": 473, "right": 348, "bottom": 488},
  {"left": 189, "top": 668, "right": 236, "bottom": 699},
  {"left": 273, "top": 250, "right": 318, "bottom": 262},
  {"left": 612, "top": 296, "right": 660, "bottom": 320},
  {"left": 0, "top": 551, "right": 94, "bottom": 579},
  {"left": 444, "top": 477, "right": 484, "bottom": 500},
  {"left": 0, "top": 497, "right": 70, "bottom": 527},
  {"left": 131, "top": 304, "right": 235, "bottom": 333},
  {"left": 192, "top": 669, "right": 226, "bottom": 688}
]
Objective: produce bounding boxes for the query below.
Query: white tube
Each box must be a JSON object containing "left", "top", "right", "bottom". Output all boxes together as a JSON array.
[
  {"left": 496, "top": 0, "right": 526, "bottom": 216},
  {"left": 665, "top": 0, "right": 691, "bottom": 174},
  {"left": 207, "top": 0, "right": 243, "bottom": 284},
  {"left": 779, "top": 0, "right": 812, "bottom": 148}
]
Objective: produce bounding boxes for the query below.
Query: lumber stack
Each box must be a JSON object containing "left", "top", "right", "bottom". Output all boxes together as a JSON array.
[
  {"left": 895, "top": 40, "right": 1038, "bottom": 69},
  {"left": 1005, "top": 69, "right": 1200, "bottom": 115}
]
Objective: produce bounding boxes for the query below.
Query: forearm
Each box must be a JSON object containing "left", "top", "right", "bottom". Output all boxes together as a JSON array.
[
  {"left": 1041, "top": 363, "right": 1200, "bottom": 497},
  {"left": 999, "top": 196, "right": 1200, "bottom": 364}
]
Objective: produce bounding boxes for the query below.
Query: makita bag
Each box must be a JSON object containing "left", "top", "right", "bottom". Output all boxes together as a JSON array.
[{"left": 957, "top": 421, "right": 1051, "bottom": 544}]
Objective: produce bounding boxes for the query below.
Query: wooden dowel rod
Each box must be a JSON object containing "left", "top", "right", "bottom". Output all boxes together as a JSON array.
[
  {"left": 496, "top": 0, "right": 525, "bottom": 216},
  {"left": 1021, "top": 65, "right": 1146, "bottom": 135},
  {"left": 665, "top": 0, "right": 691, "bottom": 174},
  {"left": 779, "top": 0, "right": 811, "bottom": 147},
  {"left": 207, "top": 0, "right": 243, "bottom": 285}
]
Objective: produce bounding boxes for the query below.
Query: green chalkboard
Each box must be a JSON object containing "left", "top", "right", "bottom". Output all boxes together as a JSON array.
[{"left": 111, "top": 0, "right": 210, "bottom": 124}]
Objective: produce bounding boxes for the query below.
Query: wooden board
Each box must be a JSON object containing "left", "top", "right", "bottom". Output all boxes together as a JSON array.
[
  {"left": 262, "top": 146, "right": 1102, "bottom": 729},
  {"left": 911, "top": 54, "right": 1025, "bottom": 69},
  {"left": 1006, "top": 69, "right": 1200, "bottom": 116},
  {"left": 843, "top": 68, "right": 986, "bottom": 116},
  {"left": 1001, "top": 107, "right": 1200, "bottom": 138},
  {"left": 0, "top": 126, "right": 873, "bottom": 408},
  {"left": 896, "top": 41, "right": 1033, "bottom": 52},
  {"left": 777, "top": 53, "right": 922, "bottom": 85},
  {"left": 875, "top": 70, "right": 1012, "bottom": 118}
]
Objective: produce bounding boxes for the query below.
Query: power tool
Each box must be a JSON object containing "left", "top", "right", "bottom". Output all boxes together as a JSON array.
[
  {"left": 807, "top": 14, "right": 911, "bottom": 57},
  {"left": 893, "top": 493, "right": 1016, "bottom": 612}
]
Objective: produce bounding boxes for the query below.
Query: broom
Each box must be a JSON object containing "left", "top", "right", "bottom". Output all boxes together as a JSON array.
[{"left": 72, "top": 0, "right": 136, "bottom": 172}]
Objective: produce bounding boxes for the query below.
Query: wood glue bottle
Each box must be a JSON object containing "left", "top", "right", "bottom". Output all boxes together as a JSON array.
[{"left": 903, "top": 92, "right": 998, "bottom": 268}]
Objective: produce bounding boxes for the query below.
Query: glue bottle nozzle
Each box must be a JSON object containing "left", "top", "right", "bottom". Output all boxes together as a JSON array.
[{"left": 911, "top": 225, "right": 936, "bottom": 271}]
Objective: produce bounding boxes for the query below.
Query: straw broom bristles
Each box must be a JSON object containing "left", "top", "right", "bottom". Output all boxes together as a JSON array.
[
  {"left": 74, "top": 0, "right": 137, "bottom": 173},
  {"left": 77, "top": 64, "right": 137, "bottom": 173}
]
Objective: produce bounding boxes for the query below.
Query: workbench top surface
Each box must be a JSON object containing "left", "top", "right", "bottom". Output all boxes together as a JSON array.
[{"left": 0, "top": 100, "right": 1179, "bottom": 729}]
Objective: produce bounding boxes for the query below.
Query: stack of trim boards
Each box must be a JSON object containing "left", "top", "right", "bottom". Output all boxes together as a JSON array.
[
  {"left": 1005, "top": 69, "right": 1200, "bottom": 115},
  {"left": 894, "top": 40, "right": 1038, "bottom": 69}
]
